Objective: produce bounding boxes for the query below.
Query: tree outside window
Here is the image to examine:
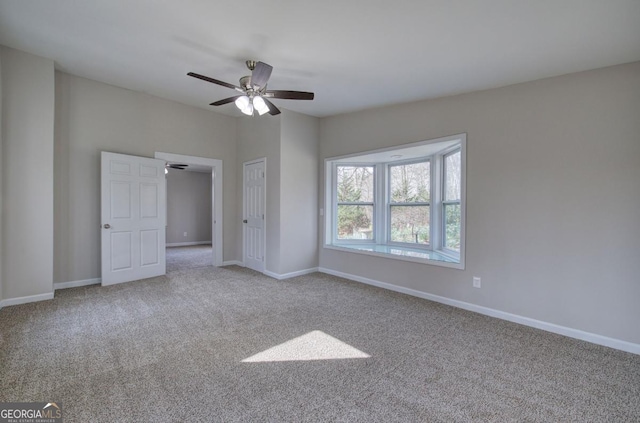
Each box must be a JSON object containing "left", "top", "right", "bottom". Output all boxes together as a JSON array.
[
  {"left": 389, "top": 161, "right": 430, "bottom": 244},
  {"left": 443, "top": 150, "right": 461, "bottom": 252},
  {"left": 336, "top": 166, "right": 374, "bottom": 240}
]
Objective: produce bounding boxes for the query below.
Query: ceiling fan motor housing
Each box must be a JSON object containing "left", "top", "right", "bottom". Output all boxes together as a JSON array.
[{"left": 240, "top": 75, "right": 253, "bottom": 91}]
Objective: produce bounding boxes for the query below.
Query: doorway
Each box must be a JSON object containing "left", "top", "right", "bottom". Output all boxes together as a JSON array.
[
  {"left": 155, "top": 152, "right": 223, "bottom": 267},
  {"left": 165, "top": 244, "right": 213, "bottom": 272}
]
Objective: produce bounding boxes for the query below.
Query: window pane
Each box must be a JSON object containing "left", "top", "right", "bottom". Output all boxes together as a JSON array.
[
  {"left": 390, "top": 161, "right": 430, "bottom": 203},
  {"left": 337, "top": 166, "right": 374, "bottom": 202},
  {"left": 444, "top": 204, "right": 461, "bottom": 251},
  {"left": 390, "top": 206, "right": 430, "bottom": 244},
  {"left": 337, "top": 205, "right": 373, "bottom": 240},
  {"left": 445, "top": 151, "right": 461, "bottom": 201}
]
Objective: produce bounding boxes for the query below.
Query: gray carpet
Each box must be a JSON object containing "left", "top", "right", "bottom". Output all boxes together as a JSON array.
[
  {"left": 166, "top": 244, "right": 213, "bottom": 272},
  {"left": 0, "top": 265, "right": 639, "bottom": 422}
]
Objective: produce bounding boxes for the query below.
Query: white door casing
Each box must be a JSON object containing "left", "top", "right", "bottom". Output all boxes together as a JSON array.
[
  {"left": 243, "top": 159, "right": 266, "bottom": 272},
  {"left": 101, "top": 152, "right": 166, "bottom": 286},
  {"left": 154, "top": 152, "right": 223, "bottom": 267}
]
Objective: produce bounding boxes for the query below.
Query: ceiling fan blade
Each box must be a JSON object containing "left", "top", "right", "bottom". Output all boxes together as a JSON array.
[
  {"left": 210, "top": 95, "right": 243, "bottom": 106},
  {"left": 251, "top": 61, "right": 273, "bottom": 88},
  {"left": 263, "top": 98, "right": 281, "bottom": 116},
  {"left": 168, "top": 164, "right": 188, "bottom": 169},
  {"left": 264, "top": 90, "right": 314, "bottom": 100},
  {"left": 187, "top": 72, "right": 240, "bottom": 91}
]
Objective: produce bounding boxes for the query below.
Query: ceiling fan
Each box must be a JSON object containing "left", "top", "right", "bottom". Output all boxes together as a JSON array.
[
  {"left": 166, "top": 163, "right": 188, "bottom": 170},
  {"left": 187, "top": 60, "right": 314, "bottom": 116}
]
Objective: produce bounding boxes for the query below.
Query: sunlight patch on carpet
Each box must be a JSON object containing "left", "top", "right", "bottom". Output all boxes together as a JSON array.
[{"left": 242, "top": 330, "right": 371, "bottom": 362}]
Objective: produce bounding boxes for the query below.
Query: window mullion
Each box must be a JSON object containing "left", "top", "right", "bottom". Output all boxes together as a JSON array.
[
  {"left": 337, "top": 202, "right": 375, "bottom": 206},
  {"left": 375, "top": 163, "right": 385, "bottom": 244},
  {"left": 389, "top": 202, "right": 430, "bottom": 206},
  {"left": 386, "top": 163, "right": 391, "bottom": 244},
  {"left": 331, "top": 163, "right": 338, "bottom": 243},
  {"left": 431, "top": 154, "right": 444, "bottom": 250}
]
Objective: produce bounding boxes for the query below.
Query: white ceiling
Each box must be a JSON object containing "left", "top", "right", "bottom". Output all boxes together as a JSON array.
[{"left": 0, "top": 1, "right": 639, "bottom": 118}]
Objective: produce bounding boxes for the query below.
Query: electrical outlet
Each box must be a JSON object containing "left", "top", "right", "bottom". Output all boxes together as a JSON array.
[
  {"left": 183, "top": 232, "right": 187, "bottom": 237},
  {"left": 473, "top": 276, "right": 481, "bottom": 288}
]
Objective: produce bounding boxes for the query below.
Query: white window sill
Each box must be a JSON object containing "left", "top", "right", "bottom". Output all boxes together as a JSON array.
[{"left": 324, "top": 244, "right": 464, "bottom": 269}]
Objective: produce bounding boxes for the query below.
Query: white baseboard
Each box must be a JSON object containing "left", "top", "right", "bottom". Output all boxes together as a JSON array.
[
  {"left": 54, "top": 278, "right": 101, "bottom": 290},
  {"left": 318, "top": 267, "right": 640, "bottom": 355},
  {"left": 166, "top": 241, "right": 212, "bottom": 247},
  {"left": 264, "top": 267, "right": 319, "bottom": 280},
  {"left": 221, "top": 260, "right": 243, "bottom": 266},
  {"left": 0, "top": 292, "right": 55, "bottom": 308}
]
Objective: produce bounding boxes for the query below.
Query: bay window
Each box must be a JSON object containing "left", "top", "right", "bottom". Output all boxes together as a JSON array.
[{"left": 325, "top": 134, "right": 466, "bottom": 269}]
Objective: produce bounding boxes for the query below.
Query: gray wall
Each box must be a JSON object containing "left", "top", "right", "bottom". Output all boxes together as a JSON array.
[
  {"left": 319, "top": 62, "right": 640, "bottom": 345},
  {"left": 236, "top": 110, "right": 320, "bottom": 275},
  {"left": 280, "top": 110, "right": 319, "bottom": 274},
  {"left": 166, "top": 169, "right": 212, "bottom": 244},
  {"left": 0, "top": 46, "right": 55, "bottom": 299},
  {"left": 54, "top": 72, "right": 237, "bottom": 284}
]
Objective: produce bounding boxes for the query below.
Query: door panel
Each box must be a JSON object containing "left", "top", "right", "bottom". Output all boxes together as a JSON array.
[
  {"left": 110, "top": 232, "right": 133, "bottom": 271},
  {"left": 110, "top": 160, "right": 131, "bottom": 175},
  {"left": 101, "top": 152, "right": 166, "bottom": 286},
  {"left": 110, "top": 181, "right": 132, "bottom": 218},
  {"left": 139, "top": 164, "right": 158, "bottom": 177},
  {"left": 243, "top": 160, "right": 265, "bottom": 272},
  {"left": 140, "top": 230, "right": 159, "bottom": 266},
  {"left": 140, "top": 183, "right": 158, "bottom": 218}
]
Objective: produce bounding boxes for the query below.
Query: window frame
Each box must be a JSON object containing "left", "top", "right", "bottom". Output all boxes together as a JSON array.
[
  {"left": 324, "top": 133, "right": 466, "bottom": 269},
  {"left": 441, "top": 147, "right": 462, "bottom": 256},
  {"left": 332, "top": 163, "right": 377, "bottom": 244}
]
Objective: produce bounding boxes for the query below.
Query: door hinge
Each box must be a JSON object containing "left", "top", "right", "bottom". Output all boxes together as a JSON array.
[{"left": 262, "top": 214, "right": 265, "bottom": 220}]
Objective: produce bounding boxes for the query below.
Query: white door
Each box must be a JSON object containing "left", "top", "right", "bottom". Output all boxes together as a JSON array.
[
  {"left": 243, "top": 159, "right": 266, "bottom": 272},
  {"left": 101, "top": 152, "right": 167, "bottom": 286}
]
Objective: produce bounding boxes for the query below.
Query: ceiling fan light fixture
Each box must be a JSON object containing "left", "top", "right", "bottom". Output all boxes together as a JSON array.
[
  {"left": 235, "top": 95, "right": 254, "bottom": 115},
  {"left": 253, "top": 96, "right": 269, "bottom": 116},
  {"left": 235, "top": 95, "right": 250, "bottom": 109},
  {"left": 241, "top": 103, "right": 254, "bottom": 116}
]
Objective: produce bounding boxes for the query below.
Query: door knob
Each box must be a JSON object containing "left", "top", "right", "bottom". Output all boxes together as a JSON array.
[
  {"left": 243, "top": 220, "right": 248, "bottom": 223},
  {"left": 103, "top": 224, "right": 111, "bottom": 229}
]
